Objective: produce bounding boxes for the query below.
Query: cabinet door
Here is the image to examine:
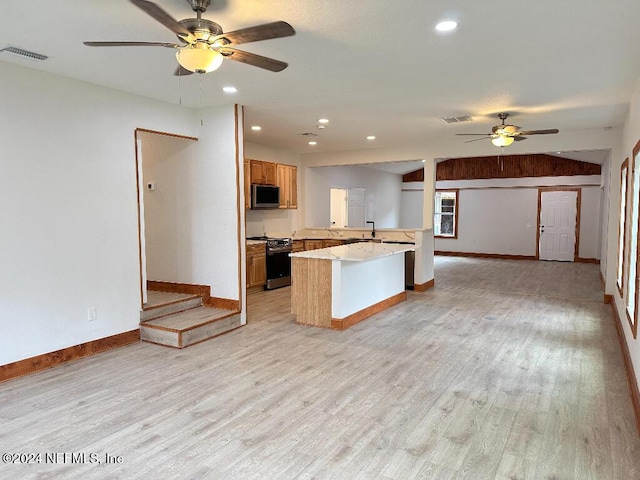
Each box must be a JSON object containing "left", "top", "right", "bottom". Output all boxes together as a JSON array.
[
  {"left": 323, "top": 239, "right": 343, "bottom": 248},
  {"left": 304, "top": 239, "right": 324, "bottom": 251},
  {"left": 292, "top": 240, "right": 305, "bottom": 252},
  {"left": 244, "top": 159, "right": 251, "bottom": 209},
  {"left": 247, "top": 252, "right": 266, "bottom": 287},
  {"left": 288, "top": 165, "right": 297, "bottom": 208},
  {"left": 263, "top": 162, "right": 277, "bottom": 185},
  {"left": 253, "top": 252, "right": 266, "bottom": 286},
  {"left": 277, "top": 164, "right": 289, "bottom": 208},
  {"left": 249, "top": 159, "right": 263, "bottom": 184}
]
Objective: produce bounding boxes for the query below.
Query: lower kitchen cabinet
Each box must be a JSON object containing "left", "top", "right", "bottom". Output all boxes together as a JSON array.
[
  {"left": 323, "top": 239, "right": 344, "bottom": 248},
  {"left": 247, "top": 244, "right": 266, "bottom": 289},
  {"left": 304, "top": 239, "right": 325, "bottom": 251},
  {"left": 292, "top": 240, "right": 305, "bottom": 252}
]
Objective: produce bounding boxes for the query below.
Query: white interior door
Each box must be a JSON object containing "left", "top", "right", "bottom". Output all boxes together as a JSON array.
[
  {"left": 347, "top": 188, "right": 366, "bottom": 228},
  {"left": 330, "top": 188, "right": 348, "bottom": 228},
  {"left": 539, "top": 190, "right": 578, "bottom": 262}
]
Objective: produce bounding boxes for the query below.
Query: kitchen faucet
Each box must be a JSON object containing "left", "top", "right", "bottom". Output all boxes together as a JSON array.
[{"left": 366, "top": 221, "right": 376, "bottom": 238}]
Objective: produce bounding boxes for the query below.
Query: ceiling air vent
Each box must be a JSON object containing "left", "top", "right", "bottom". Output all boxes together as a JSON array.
[
  {"left": 0, "top": 46, "right": 48, "bottom": 61},
  {"left": 440, "top": 115, "right": 473, "bottom": 124},
  {"left": 300, "top": 132, "right": 318, "bottom": 137}
]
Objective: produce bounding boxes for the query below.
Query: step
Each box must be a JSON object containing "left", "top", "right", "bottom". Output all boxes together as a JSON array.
[
  {"left": 140, "top": 293, "right": 203, "bottom": 322},
  {"left": 140, "top": 306, "right": 242, "bottom": 348}
]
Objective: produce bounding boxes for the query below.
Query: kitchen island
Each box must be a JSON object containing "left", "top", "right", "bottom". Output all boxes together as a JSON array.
[{"left": 290, "top": 242, "right": 416, "bottom": 330}]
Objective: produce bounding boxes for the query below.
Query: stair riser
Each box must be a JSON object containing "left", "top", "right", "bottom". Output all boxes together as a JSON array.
[
  {"left": 140, "top": 313, "right": 242, "bottom": 348},
  {"left": 141, "top": 297, "right": 202, "bottom": 322}
]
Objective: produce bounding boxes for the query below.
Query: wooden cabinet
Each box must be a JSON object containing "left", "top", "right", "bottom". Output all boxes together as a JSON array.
[
  {"left": 249, "top": 159, "right": 277, "bottom": 185},
  {"left": 292, "top": 240, "right": 305, "bottom": 252},
  {"left": 243, "top": 159, "right": 251, "bottom": 210},
  {"left": 304, "top": 239, "right": 325, "bottom": 251},
  {"left": 323, "top": 239, "right": 344, "bottom": 248},
  {"left": 246, "top": 243, "right": 266, "bottom": 289},
  {"left": 277, "top": 164, "right": 297, "bottom": 209}
]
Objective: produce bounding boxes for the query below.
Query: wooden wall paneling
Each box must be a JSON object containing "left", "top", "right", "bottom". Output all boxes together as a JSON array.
[{"left": 436, "top": 154, "right": 601, "bottom": 181}]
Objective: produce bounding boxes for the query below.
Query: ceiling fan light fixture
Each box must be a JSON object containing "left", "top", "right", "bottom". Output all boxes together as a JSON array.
[
  {"left": 491, "top": 135, "right": 514, "bottom": 147},
  {"left": 176, "top": 44, "right": 223, "bottom": 73}
]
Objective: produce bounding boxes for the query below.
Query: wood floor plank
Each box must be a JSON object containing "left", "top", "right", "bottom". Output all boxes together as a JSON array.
[{"left": 1, "top": 256, "right": 639, "bottom": 479}]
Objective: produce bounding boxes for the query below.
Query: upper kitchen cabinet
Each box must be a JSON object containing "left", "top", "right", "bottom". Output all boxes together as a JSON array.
[
  {"left": 243, "top": 159, "right": 251, "bottom": 209},
  {"left": 277, "top": 164, "right": 297, "bottom": 209},
  {"left": 250, "top": 159, "right": 277, "bottom": 186}
]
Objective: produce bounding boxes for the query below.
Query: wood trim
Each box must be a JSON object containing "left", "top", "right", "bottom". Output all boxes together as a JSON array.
[
  {"left": 630, "top": 139, "right": 640, "bottom": 339},
  {"left": 617, "top": 159, "right": 630, "bottom": 297},
  {"left": 135, "top": 128, "right": 198, "bottom": 142},
  {"left": 146, "top": 281, "right": 210, "bottom": 306},
  {"left": 207, "top": 297, "right": 240, "bottom": 311},
  {"left": 134, "top": 130, "right": 145, "bottom": 310},
  {"left": 536, "top": 187, "right": 581, "bottom": 262},
  {"left": 414, "top": 279, "right": 435, "bottom": 292},
  {"left": 609, "top": 302, "right": 640, "bottom": 437},
  {"left": 235, "top": 104, "right": 244, "bottom": 316},
  {"left": 0, "top": 330, "right": 139, "bottom": 383},
  {"left": 330, "top": 291, "right": 407, "bottom": 331},
  {"left": 576, "top": 257, "right": 600, "bottom": 264},
  {"left": 435, "top": 251, "right": 537, "bottom": 261},
  {"left": 604, "top": 294, "right": 613, "bottom": 304}
]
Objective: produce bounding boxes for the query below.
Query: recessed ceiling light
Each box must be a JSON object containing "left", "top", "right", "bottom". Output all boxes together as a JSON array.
[
  {"left": 308, "top": 141, "right": 317, "bottom": 146},
  {"left": 251, "top": 125, "right": 261, "bottom": 131},
  {"left": 222, "top": 86, "right": 237, "bottom": 94},
  {"left": 318, "top": 118, "right": 329, "bottom": 124},
  {"left": 435, "top": 20, "right": 457, "bottom": 32},
  {"left": 367, "top": 135, "right": 376, "bottom": 140}
]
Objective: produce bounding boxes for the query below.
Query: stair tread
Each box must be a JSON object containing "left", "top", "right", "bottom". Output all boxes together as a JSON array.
[
  {"left": 144, "top": 291, "right": 201, "bottom": 310},
  {"left": 141, "top": 305, "right": 238, "bottom": 331}
]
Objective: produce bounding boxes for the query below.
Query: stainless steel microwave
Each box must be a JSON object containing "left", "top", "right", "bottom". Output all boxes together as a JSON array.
[{"left": 251, "top": 184, "right": 280, "bottom": 209}]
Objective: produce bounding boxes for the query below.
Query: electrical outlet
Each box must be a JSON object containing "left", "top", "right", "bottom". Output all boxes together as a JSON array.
[{"left": 87, "top": 307, "right": 97, "bottom": 322}]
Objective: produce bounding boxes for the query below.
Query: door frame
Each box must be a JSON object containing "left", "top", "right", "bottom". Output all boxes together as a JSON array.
[{"left": 536, "top": 187, "right": 581, "bottom": 261}]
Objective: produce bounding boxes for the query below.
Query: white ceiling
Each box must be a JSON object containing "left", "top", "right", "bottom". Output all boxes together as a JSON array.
[{"left": 2, "top": 1, "right": 640, "bottom": 157}]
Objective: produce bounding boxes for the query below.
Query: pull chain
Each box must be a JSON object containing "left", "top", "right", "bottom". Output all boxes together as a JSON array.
[{"left": 199, "top": 74, "right": 203, "bottom": 126}]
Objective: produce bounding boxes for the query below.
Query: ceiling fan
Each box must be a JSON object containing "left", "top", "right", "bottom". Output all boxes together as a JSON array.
[
  {"left": 456, "top": 113, "right": 559, "bottom": 147},
  {"left": 84, "top": 0, "right": 295, "bottom": 75}
]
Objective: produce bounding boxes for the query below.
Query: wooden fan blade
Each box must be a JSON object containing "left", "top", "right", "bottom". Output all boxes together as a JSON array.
[
  {"left": 214, "top": 21, "right": 295, "bottom": 46},
  {"left": 84, "top": 41, "right": 179, "bottom": 48},
  {"left": 518, "top": 129, "right": 559, "bottom": 135},
  {"left": 464, "top": 137, "right": 492, "bottom": 143},
  {"left": 174, "top": 65, "right": 194, "bottom": 76},
  {"left": 513, "top": 136, "right": 527, "bottom": 141},
  {"left": 218, "top": 47, "right": 288, "bottom": 72},
  {"left": 130, "top": 0, "right": 194, "bottom": 40}
]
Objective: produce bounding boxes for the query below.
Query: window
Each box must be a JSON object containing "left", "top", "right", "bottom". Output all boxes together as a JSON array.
[
  {"left": 434, "top": 189, "right": 458, "bottom": 238},
  {"left": 617, "top": 159, "right": 629, "bottom": 296},
  {"left": 627, "top": 141, "right": 640, "bottom": 338}
]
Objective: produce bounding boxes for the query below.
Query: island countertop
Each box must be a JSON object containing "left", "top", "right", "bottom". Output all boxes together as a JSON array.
[{"left": 289, "top": 241, "right": 415, "bottom": 262}]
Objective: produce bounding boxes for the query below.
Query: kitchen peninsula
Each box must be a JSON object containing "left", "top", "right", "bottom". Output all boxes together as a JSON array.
[{"left": 290, "top": 242, "right": 416, "bottom": 330}]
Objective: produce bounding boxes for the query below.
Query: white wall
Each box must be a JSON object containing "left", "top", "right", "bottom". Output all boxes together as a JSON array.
[
  {"left": 434, "top": 177, "right": 602, "bottom": 259},
  {"left": 305, "top": 165, "right": 403, "bottom": 228},
  {"left": 244, "top": 142, "right": 301, "bottom": 237},
  {"left": 400, "top": 185, "right": 424, "bottom": 229},
  {"left": 0, "top": 62, "right": 241, "bottom": 365},
  {"left": 616, "top": 74, "right": 640, "bottom": 390}
]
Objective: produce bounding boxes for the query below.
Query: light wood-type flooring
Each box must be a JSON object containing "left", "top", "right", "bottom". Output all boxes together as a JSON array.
[{"left": 1, "top": 256, "right": 639, "bottom": 479}]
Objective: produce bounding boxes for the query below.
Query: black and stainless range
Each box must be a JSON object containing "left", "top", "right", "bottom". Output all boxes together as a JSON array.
[{"left": 265, "top": 238, "right": 292, "bottom": 290}]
